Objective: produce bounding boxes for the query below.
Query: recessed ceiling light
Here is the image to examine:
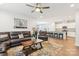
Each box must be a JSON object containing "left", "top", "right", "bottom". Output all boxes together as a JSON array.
[{"left": 70, "top": 4, "right": 75, "bottom": 7}]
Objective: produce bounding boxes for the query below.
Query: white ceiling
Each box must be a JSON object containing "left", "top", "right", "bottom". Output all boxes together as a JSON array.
[{"left": 0, "top": 3, "right": 79, "bottom": 20}]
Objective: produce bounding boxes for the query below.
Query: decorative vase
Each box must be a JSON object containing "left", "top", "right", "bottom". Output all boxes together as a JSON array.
[{"left": 32, "top": 36, "right": 36, "bottom": 43}]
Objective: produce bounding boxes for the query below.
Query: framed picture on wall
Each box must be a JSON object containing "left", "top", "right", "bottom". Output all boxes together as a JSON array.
[{"left": 14, "top": 18, "right": 27, "bottom": 28}]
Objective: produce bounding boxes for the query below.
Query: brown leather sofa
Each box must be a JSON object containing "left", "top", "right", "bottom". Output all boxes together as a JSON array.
[{"left": 0, "top": 31, "right": 31, "bottom": 56}]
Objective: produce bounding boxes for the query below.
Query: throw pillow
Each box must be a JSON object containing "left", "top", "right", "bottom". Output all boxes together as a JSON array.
[{"left": 18, "top": 34, "right": 24, "bottom": 39}]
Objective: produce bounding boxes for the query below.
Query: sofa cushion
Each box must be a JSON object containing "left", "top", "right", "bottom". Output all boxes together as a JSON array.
[
  {"left": 10, "top": 32, "right": 19, "bottom": 39},
  {"left": 10, "top": 39, "right": 21, "bottom": 43},
  {"left": 39, "top": 31, "right": 47, "bottom": 36},
  {"left": 10, "top": 36, "right": 19, "bottom": 39},
  {"left": 0, "top": 34, "right": 9, "bottom": 42},
  {"left": 23, "top": 35, "right": 30, "bottom": 38},
  {"left": 22, "top": 31, "right": 31, "bottom": 38},
  {"left": 2, "top": 41, "right": 10, "bottom": 45},
  {"left": 0, "top": 34, "right": 8, "bottom": 38},
  {"left": 20, "top": 37, "right": 31, "bottom": 41}
]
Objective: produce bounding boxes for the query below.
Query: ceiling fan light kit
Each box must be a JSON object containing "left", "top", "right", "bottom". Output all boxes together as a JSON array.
[{"left": 35, "top": 8, "right": 40, "bottom": 12}]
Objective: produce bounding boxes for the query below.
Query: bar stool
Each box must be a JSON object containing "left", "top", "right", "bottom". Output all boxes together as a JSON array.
[
  {"left": 51, "top": 33, "right": 53, "bottom": 38},
  {"left": 58, "top": 33, "right": 63, "bottom": 39},
  {"left": 54, "top": 33, "right": 58, "bottom": 39},
  {"left": 48, "top": 32, "right": 51, "bottom": 37},
  {"left": 48, "top": 32, "right": 53, "bottom": 37}
]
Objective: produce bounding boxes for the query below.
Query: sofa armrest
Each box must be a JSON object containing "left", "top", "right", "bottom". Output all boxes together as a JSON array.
[{"left": 0, "top": 43, "right": 6, "bottom": 53}]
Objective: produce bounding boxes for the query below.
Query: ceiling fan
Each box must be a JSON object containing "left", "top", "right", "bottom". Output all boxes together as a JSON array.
[{"left": 26, "top": 3, "right": 50, "bottom": 13}]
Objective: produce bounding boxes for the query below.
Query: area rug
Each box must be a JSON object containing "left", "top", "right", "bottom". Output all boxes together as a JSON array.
[
  {"left": 7, "top": 41, "right": 64, "bottom": 56},
  {"left": 29, "top": 41, "right": 64, "bottom": 56}
]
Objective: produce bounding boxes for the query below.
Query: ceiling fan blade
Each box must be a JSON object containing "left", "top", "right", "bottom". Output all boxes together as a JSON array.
[
  {"left": 41, "top": 7, "right": 50, "bottom": 9},
  {"left": 26, "top": 4, "right": 34, "bottom": 7}
]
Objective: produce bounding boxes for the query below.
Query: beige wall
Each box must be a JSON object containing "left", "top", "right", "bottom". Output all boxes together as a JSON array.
[
  {"left": 0, "top": 10, "right": 76, "bottom": 38},
  {"left": 0, "top": 10, "right": 30, "bottom": 32},
  {"left": 0, "top": 10, "right": 55, "bottom": 32}
]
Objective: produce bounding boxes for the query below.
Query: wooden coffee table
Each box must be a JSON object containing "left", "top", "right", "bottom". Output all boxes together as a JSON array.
[
  {"left": 21, "top": 40, "right": 33, "bottom": 50},
  {"left": 31, "top": 39, "right": 43, "bottom": 49},
  {"left": 21, "top": 39, "right": 43, "bottom": 55},
  {"left": 21, "top": 39, "right": 43, "bottom": 50}
]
